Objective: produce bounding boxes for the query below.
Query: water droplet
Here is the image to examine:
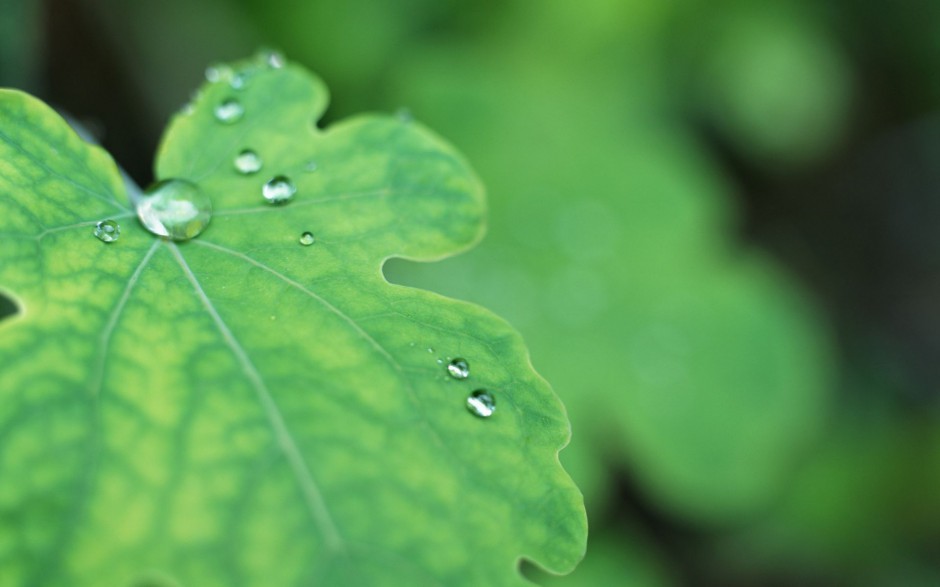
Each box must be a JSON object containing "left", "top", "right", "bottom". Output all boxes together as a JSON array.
[
  {"left": 395, "top": 107, "right": 413, "bottom": 123},
  {"left": 214, "top": 99, "right": 244, "bottom": 124},
  {"left": 262, "top": 176, "right": 296, "bottom": 205},
  {"left": 466, "top": 390, "right": 495, "bottom": 418},
  {"left": 234, "top": 149, "right": 262, "bottom": 175},
  {"left": 262, "top": 50, "right": 285, "bottom": 69},
  {"left": 436, "top": 358, "right": 444, "bottom": 365},
  {"left": 303, "top": 160, "right": 318, "bottom": 173},
  {"left": 137, "top": 179, "right": 212, "bottom": 241},
  {"left": 447, "top": 358, "right": 470, "bottom": 380},
  {"left": 427, "top": 347, "right": 434, "bottom": 354},
  {"left": 299, "top": 232, "right": 315, "bottom": 246},
  {"left": 205, "top": 64, "right": 232, "bottom": 83},
  {"left": 230, "top": 72, "right": 248, "bottom": 90},
  {"left": 93, "top": 219, "right": 120, "bottom": 243}
]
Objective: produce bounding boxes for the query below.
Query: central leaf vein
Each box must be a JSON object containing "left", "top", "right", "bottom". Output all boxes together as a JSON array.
[{"left": 168, "top": 242, "right": 345, "bottom": 552}]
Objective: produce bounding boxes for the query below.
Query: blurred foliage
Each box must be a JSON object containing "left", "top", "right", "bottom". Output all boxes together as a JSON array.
[{"left": 5, "top": 0, "right": 940, "bottom": 584}]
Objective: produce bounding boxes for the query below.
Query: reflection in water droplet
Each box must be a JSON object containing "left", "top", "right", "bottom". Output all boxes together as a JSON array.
[
  {"left": 94, "top": 220, "right": 120, "bottom": 243},
  {"left": 234, "top": 149, "right": 262, "bottom": 174},
  {"left": 137, "top": 179, "right": 212, "bottom": 241},
  {"left": 262, "top": 176, "right": 296, "bottom": 205},
  {"left": 214, "top": 99, "right": 244, "bottom": 124},
  {"left": 466, "top": 390, "right": 495, "bottom": 418},
  {"left": 447, "top": 358, "right": 470, "bottom": 380},
  {"left": 299, "top": 232, "right": 315, "bottom": 246}
]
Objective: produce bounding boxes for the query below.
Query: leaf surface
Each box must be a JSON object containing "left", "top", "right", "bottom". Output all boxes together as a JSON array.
[{"left": 0, "top": 56, "right": 586, "bottom": 586}]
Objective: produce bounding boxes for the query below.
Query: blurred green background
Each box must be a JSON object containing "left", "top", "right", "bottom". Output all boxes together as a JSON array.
[{"left": 3, "top": 0, "right": 940, "bottom": 584}]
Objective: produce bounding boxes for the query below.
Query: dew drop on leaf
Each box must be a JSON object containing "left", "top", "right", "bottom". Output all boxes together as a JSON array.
[
  {"left": 233, "top": 149, "right": 262, "bottom": 174},
  {"left": 93, "top": 219, "right": 120, "bottom": 243},
  {"left": 204, "top": 64, "right": 231, "bottom": 83},
  {"left": 303, "top": 160, "right": 318, "bottom": 172},
  {"left": 299, "top": 232, "right": 315, "bottom": 246},
  {"left": 396, "top": 107, "right": 413, "bottom": 123},
  {"left": 214, "top": 99, "right": 244, "bottom": 124},
  {"left": 447, "top": 358, "right": 470, "bottom": 379},
  {"left": 230, "top": 72, "right": 247, "bottom": 90},
  {"left": 137, "top": 179, "right": 212, "bottom": 241},
  {"left": 262, "top": 50, "right": 285, "bottom": 69},
  {"left": 262, "top": 175, "right": 296, "bottom": 205},
  {"left": 467, "top": 390, "right": 496, "bottom": 418}
]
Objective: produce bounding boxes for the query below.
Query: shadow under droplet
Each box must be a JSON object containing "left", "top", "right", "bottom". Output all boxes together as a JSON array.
[{"left": 0, "top": 292, "right": 19, "bottom": 323}]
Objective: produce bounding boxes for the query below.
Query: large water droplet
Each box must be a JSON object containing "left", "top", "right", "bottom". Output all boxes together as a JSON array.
[
  {"left": 262, "top": 176, "right": 296, "bottom": 205},
  {"left": 214, "top": 99, "right": 244, "bottom": 124},
  {"left": 466, "top": 390, "right": 495, "bottom": 418},
  {"left": 447, "top": 358, "right": 470, "bottom": 380},
  {"left": 299, "top": 232, "right": 315, "bottom": 246},
  {"left": 137, "top": 179, "right": 212, "bottom": 241},
  {"left": 93, "top": 219, "right": 120, "bottom": 243},
  {"left": 234, "top": 149, "right": 262, "bottom": 174}
]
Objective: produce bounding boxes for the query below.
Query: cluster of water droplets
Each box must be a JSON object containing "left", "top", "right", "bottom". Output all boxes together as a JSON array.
[
  {"left": 414, "top": 352, "right": 492, "bottom": 418},
  {"left": 205, "top": 53, "right": 317, "bottom": 214}
]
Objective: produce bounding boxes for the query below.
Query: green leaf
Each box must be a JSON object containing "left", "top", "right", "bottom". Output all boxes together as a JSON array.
[
  {"left": 386, "top": 37, "right": 833, "bottom": 522},
  {"left": 0, "top": 56, "right": 586, "bottom": 586}
]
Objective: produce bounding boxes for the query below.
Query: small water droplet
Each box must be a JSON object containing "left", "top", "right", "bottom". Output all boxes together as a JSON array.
[
  {"left": 93, "top": 219, "right": 120, "bottom": 243},
  {"left": 395, "top": 107, "right": 413, "bottom": 123},
  {"left": 137, "top": 179, "right": 212, "bottom": 241},
  {"left": 303, "top": 160, "right": 318, "bottom": 173},
  {"left": 214, "top": 99, "right": 244, "bottom": 124},
  {"left": 262, "top": 176, "right": 296, "bottom": 205},
  {"left": 447, "top": 358, "right": 470, "bottom": 380},
  {"left": 234, "top": 149, "right": 262, "bottom": 175},
  {"left": 436, "top": 358, "right": 444, "bottom": 365},
  {"left": 262, "top": 50, "right": 285, "bottom": 69},
  {"left": 466, "top": 390, "right": 495, "bottom": 418},
  {"left": 205, "top": 64, "right": 232, "bottom": 83},
  {"left": 230, "top": 72, "right": 248, "bottom": 90},
  {"left": 299, "top": 232, "right": 315, "bottom": 246},
  {"left": 427, "top": 347, "right": 434, "bottom": 354}
]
